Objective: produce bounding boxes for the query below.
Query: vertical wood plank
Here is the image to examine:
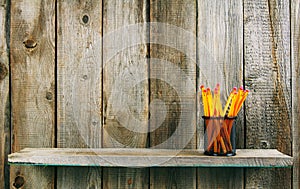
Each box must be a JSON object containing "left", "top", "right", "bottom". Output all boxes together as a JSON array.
[
  {"left": 244, "top": 0, "right": 292, "bottom": 188},
  {"left": 57, "top": 0, "right": 102, "bottom": 188},
  {"left": 102, "top": 0, "right": 149, "bottom": 188},
  {"left": 198, "top": 168, "right": 244, "bottom": 189},
  {"left": 9, "top": 0, "right": 55, "bottom": 188},
  {"left": 149, "top": 0, "right": 196, "bottom": 188},
  {"left": 197, "top": 0, "right": 244, "bottom": 188},
  {"left": 292, "top": 0, "right": 300, "bottom": 188},
  {"left": 0, "top": 0, "right": 10, "bottom": 188}
]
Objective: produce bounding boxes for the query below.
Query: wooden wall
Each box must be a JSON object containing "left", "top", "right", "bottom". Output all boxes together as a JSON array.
[{"left": 0, "top": 0, "right": 299, "bottom": 188}]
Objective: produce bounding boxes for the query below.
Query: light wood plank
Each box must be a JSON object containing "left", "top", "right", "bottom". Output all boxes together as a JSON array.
[
  {"left": 8, "top": 148, "right": 293, "bottom": 168},
  {"left": 9, "top": 0, "right": 55, "bottom": 188},
  {"left": 57, "top": 0, "right": 102, "bottom": 188},
  {"left": 0, "top": 0, "right": 10, "bottom": 188},
  {"left": 244, "top": 0, "right": 292, "bottom": 188},
  {"left": 149, "top": 0, "right": 197, "bottom": 188},
  {"left": 102, "top": 0, "right": 149, "bottom": 188},
  {"left": 292, "top": 0, "right": 300, "bottom": 188},
  {"left": 102, "top": 0, "right": 148, "bottom": 149},
  {"left": 197, "top": 0, "right": 244, "bottom": 188}
]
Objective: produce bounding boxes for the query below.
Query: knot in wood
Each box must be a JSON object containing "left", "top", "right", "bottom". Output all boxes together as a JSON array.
[
  {"left": 46, "top": 91, "right": 53, "bottom": 101},
  {"left": 0, "top": 61, "right": 8, "bottom": 81},
  {"left": 81, "top": 14, "right": 90, "bottom": 25},
  {"left": 127, "top": 178, "right": 133, "bottom": 185},
  {"left": 13, "top": 176, "right": 25, "bottom": 188},
  {"left": 23, "top": 39, "right": 37, "bottom": 49},
  {"left": 82, "top": 14, "right": 89, "bottom": 24},
  {"left": 260, "top": 140, "right": 270, "bottom": 149}
]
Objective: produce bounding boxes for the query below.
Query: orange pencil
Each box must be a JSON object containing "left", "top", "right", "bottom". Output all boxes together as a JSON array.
[
  {"left": 233, "top": 86, "right": 244, "bottom": 114},
  {"left": 234, "top": 89, "right": 249, "bottom": 116}
]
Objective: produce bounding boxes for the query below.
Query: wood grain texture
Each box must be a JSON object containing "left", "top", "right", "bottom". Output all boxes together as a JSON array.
[
  {"left": 197, "top": 0, "right": 244, "bottom": 188},
  {"left": 103, "top": 168, "right": 149, "bottom": 189},
  {"left": 0, "top": 0, "right": 10, "bottom": 188},
  {"left": 57, "top": 167, "right": 102, "bottom": 189},
  {"left": 198, "top": 168, "right": 243, "bottom": 189},
  {"left": 57, "top": 0, "right": 102, "bottom": 188},
  {"left": 244, "top": 0, "right": 292, "bottom": 188},
  {"left": 149, "top": 0, "right": 196, "bottom": 188},
  {"left": 102, "top": 0, "right": 148, "bottom": 149},
  {"left": 10, "top": 0, "right": 55, "bottom": 188},
  {"left": 8, "top": 148, "right": 293, "bottom": 168},
  {"left": 292, "top": 0, "right": 300, "bottom": 188},
  {"left": 102, "top": 0, "right": 149, "bottom": 188}
]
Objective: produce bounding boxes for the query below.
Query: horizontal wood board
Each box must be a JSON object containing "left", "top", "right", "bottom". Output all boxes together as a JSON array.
[{"left": 8, "top": 148, "right": 293, "bottom": 168}]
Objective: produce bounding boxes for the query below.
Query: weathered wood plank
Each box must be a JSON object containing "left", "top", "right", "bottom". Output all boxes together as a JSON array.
[
  {"left": 102, "top": 0, "right": 149, "bottom": 188},
  {"left": 8, "top": 148, "right": 293, "bottom": 168},
  {"left": 102, "top": 0, "right": 148, "bottom": 149},
  {"left": 198, "top": 168, "right": 243, "bottom": 189},
  {"left": 9, "top": 0, "right": 55, "bottom": 188},
  {"left": 57, "top": 0, "right": 102, "bottom": 188},
  {"left": 244, "top": 0, "right": 292, "bottom": 188},
  {"left": 57, "top": 167, "right": 102, "bottom": 189},
  {"left": 149, "top": 0, "right": 197, "bottom": 188},
  {"left": 292, "top": 0, "right": 300, "bottom": 188},
  {"left": 0, "top": 0, "right": 10, "bottom": 188},
  {"left": 103, "top": 168, "right": 149, "bottom": 189},
  {"left": 197, "top": 0, "right": 244, "bottom": 188}
]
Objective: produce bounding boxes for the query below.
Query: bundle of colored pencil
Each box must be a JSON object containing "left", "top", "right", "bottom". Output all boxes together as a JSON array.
[{"left": 200, "top": 84, "right": 249, "bottom": 155}]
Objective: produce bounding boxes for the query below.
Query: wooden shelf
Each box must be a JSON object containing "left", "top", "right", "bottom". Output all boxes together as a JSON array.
[{"left": 8, "top": 148, "right": 293, "bottom": 168}]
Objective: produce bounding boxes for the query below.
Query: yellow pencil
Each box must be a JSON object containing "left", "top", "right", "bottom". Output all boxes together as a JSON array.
[
  {"left": 222, "top": 87, "right": 237, "bottom": 117},
  {"left": 201, "top": 88, "right": 209, "bottom": 116},
  {"left": 213, "top": 87, "right": 222, "bottom": 116},
  {"left": 228, "top": 91, "right": 238, "bottom": 117},
  {"left": 206, "top": 88, "right": 213, "bottom": 116}
]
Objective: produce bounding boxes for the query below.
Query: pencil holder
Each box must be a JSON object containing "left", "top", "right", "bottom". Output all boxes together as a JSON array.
[{"left": 203, "top": 116, "right": 237, "bottom": 156}]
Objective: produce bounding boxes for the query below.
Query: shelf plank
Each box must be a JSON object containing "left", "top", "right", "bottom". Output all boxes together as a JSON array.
[{"left": 8, "top": 148, "right": 293, "bottom": 168}]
